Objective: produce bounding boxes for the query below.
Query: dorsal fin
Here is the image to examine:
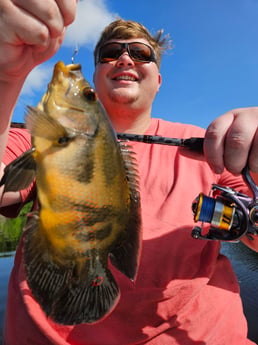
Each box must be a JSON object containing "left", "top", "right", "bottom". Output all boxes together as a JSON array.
[{"left": 109, "top": 141, "right": 141, "bottom": 281}]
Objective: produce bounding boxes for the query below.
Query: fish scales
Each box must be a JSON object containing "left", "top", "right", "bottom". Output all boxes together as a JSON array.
[{"left": 0, "top": 61, "right": 141, "bottom": 325}]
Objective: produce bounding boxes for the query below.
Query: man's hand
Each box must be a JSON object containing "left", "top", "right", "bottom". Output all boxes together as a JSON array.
[
  {"left": 204, "top": 107, "right": 258, "bottom": 174},
  {"left": 0, "top": 0, "right": 77, "bottom": 81}
]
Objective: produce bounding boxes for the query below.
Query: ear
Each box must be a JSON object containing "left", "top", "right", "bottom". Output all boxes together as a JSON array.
[{"left": 157, "top": 73, "right": 162, "bottom": 92}]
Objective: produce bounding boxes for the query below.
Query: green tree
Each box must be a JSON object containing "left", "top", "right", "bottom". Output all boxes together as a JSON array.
[{"left": 0, "top": 202, "right": 32, "bottom": 254}]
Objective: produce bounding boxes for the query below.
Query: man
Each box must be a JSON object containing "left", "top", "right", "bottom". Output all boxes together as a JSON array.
[{"left": 0, "top": 1, "right": 258, "bottom": 344}]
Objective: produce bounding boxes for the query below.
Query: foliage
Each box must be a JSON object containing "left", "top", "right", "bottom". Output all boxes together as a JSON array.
[{"left": 0, "top": 202, "right": 32, "bottom": 254}]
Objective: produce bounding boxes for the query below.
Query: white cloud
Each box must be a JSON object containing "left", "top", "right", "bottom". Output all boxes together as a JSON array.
[
  {"left": 21, "top": 65, "right": 52, "bottom": 96},
  {"left": 64, "top": 0, "right": 119, "bottom": 48}
]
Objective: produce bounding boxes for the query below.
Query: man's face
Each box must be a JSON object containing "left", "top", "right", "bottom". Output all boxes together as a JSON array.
[{"left": 93, "top": 38, "right": 162, "bottom": 112}]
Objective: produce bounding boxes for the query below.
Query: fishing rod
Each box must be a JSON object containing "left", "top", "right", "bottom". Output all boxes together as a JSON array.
[
  {"left": 10, "top": 122, "right": 26, "bottom": 128},
  {"left": 117, "top": 133, "right": 204, "bottom": 153},
  {"left": 11, "top": 122, "right": 204, "bottom": 153}
]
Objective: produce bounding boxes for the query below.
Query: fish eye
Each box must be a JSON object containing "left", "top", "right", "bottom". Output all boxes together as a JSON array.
[
  {"left": 83, "top": 88, "right": 97, "bottom": 102},
  {"left": 57, "top": 136, "right": 70, "bottom": 145}
]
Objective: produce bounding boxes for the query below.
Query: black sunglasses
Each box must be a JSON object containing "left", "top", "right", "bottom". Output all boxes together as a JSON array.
[{"left": 95, "top": 42, "right": 157, "bottom": 65}]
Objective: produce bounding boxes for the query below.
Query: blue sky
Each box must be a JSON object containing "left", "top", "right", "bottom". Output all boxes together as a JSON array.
[{"left": 13, "top": 0, "right": 258, "bottom": 129}]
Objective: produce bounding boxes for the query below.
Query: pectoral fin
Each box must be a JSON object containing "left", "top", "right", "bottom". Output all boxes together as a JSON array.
[
  {"left": 26, "top": 106, "right": 71, "bottom": 141},
  {"left": 0, "top": 148, "right": 36, "bottom": 192}
]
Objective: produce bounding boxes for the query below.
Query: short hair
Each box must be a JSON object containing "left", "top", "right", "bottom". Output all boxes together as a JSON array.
[{"left": 94, "top": 19, "right": 171, "bottom": 69}]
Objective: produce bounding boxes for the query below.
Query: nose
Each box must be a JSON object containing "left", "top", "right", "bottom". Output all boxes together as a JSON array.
[{"left": 115, "top": 52, "right": 135, "bottom": 66}]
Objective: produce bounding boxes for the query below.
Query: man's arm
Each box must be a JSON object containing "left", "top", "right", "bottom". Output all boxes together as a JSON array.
[{"left": 0, "top": 0, "right": 77, "bottom": 205}]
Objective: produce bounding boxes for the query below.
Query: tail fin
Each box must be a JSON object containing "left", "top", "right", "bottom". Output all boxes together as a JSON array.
[
  {"left": 50, "top": 262, "right": 120, "bottom": 325},
  {"left": 24, "top": 215, "right": 120, "bottom": 325}
]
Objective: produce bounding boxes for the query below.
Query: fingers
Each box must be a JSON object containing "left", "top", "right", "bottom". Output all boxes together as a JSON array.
[
  {"left": 12, "top": 0, "right": 62, "bottom": 39},
  {"left": 204, "top": 113, "right": 232, "bottom": 174},
  {"left": 223, "top": 111, "right": 257, "bottom": 173},
  {"left": 12, "top": 0, "right": 77, "bottom": 36},
  {"left": 0, "top": 0, "right": 77, "bottom": 79},
  {"left": 0, "top": 0, "right": 76, "bottom": 45},
  {"left": 0, "top": 4, "right": 48, "bottom": 47},
  {"left": 248, "top": 129, "right": 258, "bottom": 172},
  {"left": 55, "top": 0, "right": 77, "bottom": 26},
  {"left": 204, "top": 108, "right": 258, "bottom": 174}
]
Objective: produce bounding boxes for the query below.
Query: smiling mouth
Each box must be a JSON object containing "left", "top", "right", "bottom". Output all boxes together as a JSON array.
[{"left": 113, "top": 75, "right": 138, "bottom": 81}]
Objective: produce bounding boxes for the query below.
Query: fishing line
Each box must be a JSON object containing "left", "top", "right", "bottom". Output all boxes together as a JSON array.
[{"left": 71, "top": 42, "right": 79, "bottom": 64}]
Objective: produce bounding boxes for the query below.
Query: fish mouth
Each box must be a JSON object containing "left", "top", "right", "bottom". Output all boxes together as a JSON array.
[
  {"left": 55, "top": 61, "right": 82, "bottom": 74},
  {"left": 51, "top": 62, "right": 84, "bottom": 86}
]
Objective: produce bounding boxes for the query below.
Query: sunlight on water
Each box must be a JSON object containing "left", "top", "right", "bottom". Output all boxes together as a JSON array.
[
  {"left": 0, "top": 253, "right": 15, "bottom": 343},
  {"left": 221, "top": 242, "right": 258, "bottom": 343}
]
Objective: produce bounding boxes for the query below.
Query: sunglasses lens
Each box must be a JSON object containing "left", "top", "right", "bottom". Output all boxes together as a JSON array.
[
  {"left": 99, "top": 43, "right": 122, "bottom": 62},
  {"left": 129, "top": 43, "right": 153, "bottom": 61},
  {"left": 98, "top": 42, "right": 156, "bottom": 64}
]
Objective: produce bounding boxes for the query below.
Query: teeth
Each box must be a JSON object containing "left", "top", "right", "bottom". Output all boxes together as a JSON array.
[{"left": 115, "top": 75, "right": 136, "bottom": 81}]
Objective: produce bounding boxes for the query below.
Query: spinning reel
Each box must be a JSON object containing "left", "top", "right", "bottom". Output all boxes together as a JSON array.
[{"left": 192, "top": 166, "right": 258, "bottom": 241}]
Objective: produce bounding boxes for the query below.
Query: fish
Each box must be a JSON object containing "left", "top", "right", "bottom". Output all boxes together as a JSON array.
[{"left": 0, "top": 61, "right": 141, "bottom": 325}]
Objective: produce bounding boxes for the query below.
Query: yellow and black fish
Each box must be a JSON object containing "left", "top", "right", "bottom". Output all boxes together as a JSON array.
[{"left": 1, "top": 62, "right": 141, "bottom": 325}]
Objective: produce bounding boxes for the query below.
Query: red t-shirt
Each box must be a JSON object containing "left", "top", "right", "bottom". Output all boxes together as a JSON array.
[
  {"left": 2, "top": 120, "right": 257, "bottom": 344},
  {"left": 0, "top": 128, "right": 36, "bottom": 217}
]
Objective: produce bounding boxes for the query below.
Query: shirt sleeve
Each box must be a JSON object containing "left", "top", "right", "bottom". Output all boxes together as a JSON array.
[{"left": 0, "top": 128, "right": 36, "bottom": 218}]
